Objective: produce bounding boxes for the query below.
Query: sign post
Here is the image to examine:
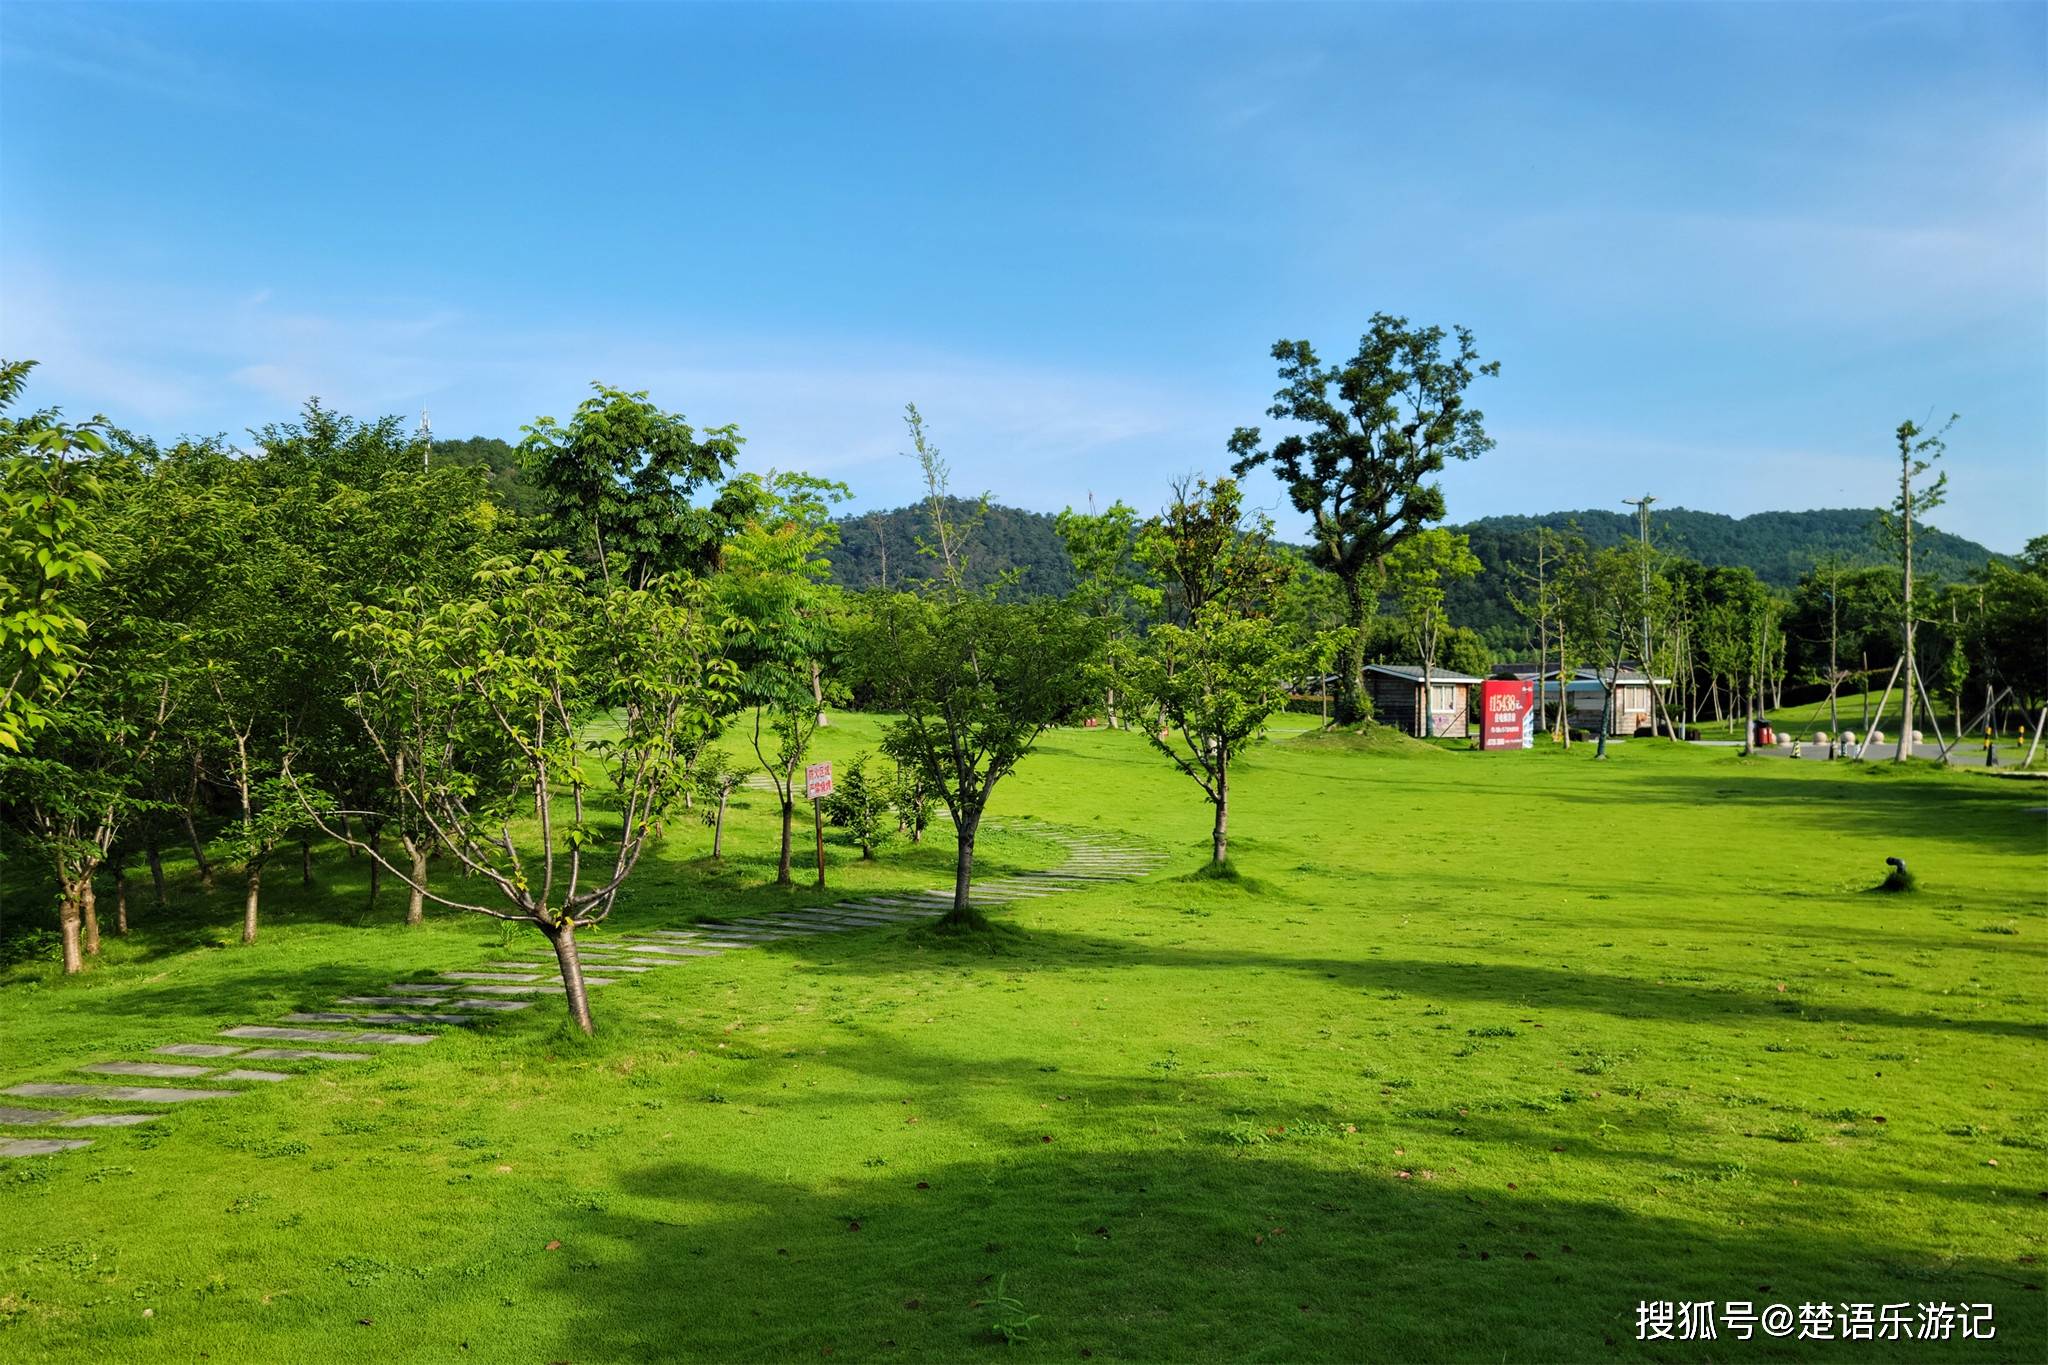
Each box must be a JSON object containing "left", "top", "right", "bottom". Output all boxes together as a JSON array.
[
  {"left": 1479, "top": 679, "right": 1534, "bottom": 751},
  {"left": 805, "top": 762, "right": 833, "bottom": 888}
]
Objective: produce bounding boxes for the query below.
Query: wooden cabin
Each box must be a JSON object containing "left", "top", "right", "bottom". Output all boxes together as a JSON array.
[
  {"left": 1361, "top": 664, "right": 1480, "bottom": 739},
  {"left": 1491, "top": 664, "right": 1668, "bottom": 736}
]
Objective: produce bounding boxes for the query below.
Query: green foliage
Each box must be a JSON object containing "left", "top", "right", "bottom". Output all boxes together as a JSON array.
[
  {"left": 1230, "top": 315, "right": 1499, "bottom": 723},
  {"left": 1384, "top": 529, "right": 1482, "bottom": 736},
  {"left": 716, "top": 471, "right": 849, "bottom": 881},
  {"left": 822, "top": 751, "right": 892, "bottom": 859},
  {"left": 0, "top": 360, "right": 111, "bottom": 755},
  {"left": 518, "top": 384, "right": 746, "bottom": 587},
  {"left": 1125, "top": 478, "right": 1334, "bottom": 862}
]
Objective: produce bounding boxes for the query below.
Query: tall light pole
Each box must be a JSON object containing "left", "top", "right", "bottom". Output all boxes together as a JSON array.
[{"left": 420, "top": 409, "right": 432, "bottom": 472}]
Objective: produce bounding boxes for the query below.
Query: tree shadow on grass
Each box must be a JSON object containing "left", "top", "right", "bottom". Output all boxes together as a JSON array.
[
  {"left": 798, "top": 928, "right": 2048, "bottom": 1044},
  {"left": 1543, "top": 771, "right": 2048, "bottom": 856},
  {"left": 522, "top": 1146, "right": 2037, "bottom": 1363}
]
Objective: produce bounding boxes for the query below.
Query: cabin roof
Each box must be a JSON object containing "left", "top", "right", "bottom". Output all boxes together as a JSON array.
[{"left": 1361, "top": 663, "right": 1485, "bottom": 685}]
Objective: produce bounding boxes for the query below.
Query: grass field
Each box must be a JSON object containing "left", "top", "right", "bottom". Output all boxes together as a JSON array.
[{"left": 2, "top": 717, "right": 2044, "bottom": 1362}]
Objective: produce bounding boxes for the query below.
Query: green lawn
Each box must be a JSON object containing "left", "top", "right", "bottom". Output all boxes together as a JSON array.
[{"left": 2, "top": 717, "right": 2044, "bottom": 1362}]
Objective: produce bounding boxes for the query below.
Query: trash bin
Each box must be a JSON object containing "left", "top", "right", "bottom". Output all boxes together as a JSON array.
[{"left": 1752, "top": 719, "right": 1775, "bottom": 747}]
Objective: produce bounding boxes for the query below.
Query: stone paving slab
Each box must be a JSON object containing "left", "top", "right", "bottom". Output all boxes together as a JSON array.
[
  {"left": 6, "top": 1083, "right": 236, "bottom": 1102},
  {"left": 354, "top": 1012, "right": 480, "bottom": 1025},
  {"left": 440, "top": 971, "right": 539, "bottom": 982},
  {"left": 81, "top": 1061, "right": 213, "bottom": 1079},
  {"left": 154, "top": 1044, "right": 246, "bottom": 1058},
  {"left": 222, "top": 1026, "right": 366, "bottom": 1042},
  {"left": 337, "top": 996, "right": 469, "bottom": 1007},
  {"left": 237, "top": 1047, "right": 373, "bottom": 1061},
  {"left": 218, "top": 1069, "right": 292, "bottom": 1082},
  {"left": 0, "top": 1138, "right": 94, "bottom": 1157},
  {"left": 56, "top": 1113, "right": 161, "bottom": 1127},
  {"left": 353, "top": 1031, "right": 438, "bottom": 1045},
  {"left": 446, "top": 984, "right": 540, "bottom": 995},
  {"left": 0, "top": 1105, "right": 64, "bottom": 1125},
  {"left": 384, "top": 983, "right": 461, "bottom": 993},
  {"left": 284, "top": 1012, "right": 372, "bottom": 1024},
  {"left": 615, "top": 944, "right": 723, "bottom": 957},
  {"left": 453, "top": 998, "right": 534, "bottom": 1011},
  {"left": 614, "top": 943, "right": 716, "bottom": 957}
]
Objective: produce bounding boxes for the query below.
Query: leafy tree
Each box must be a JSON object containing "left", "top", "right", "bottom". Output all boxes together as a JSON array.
[
  {"left": 519, "top": 384, "right": 747, "bottom": 587},
  {"left": 1966, "top": 546, "right": 2047, "bottom": 717},
  {"left": 824, "top": 751, "right": 892, "bottom": 859},
  {"left": 1054, "top": 498, "right": 1159, "bottom": 726},
  {"left": 303, "top": 553, "right": 734, "bottom": 1034},
  {"left": 1383, "top": 529, "right": 1482, "bottom": 737},
  {"left": 1878, "top": 415, "right": 1955, "bottom": 759},
  {"left": 848, "top": 409, "right": 1100, "bottom": 925},
  {"left": 889, "top": 760, "right": 936, "bottom": 845},
  {"left": 1229, "top": 316, "right": 1499, "bottom": 724},
  {"left": 1125, "top": 478, "right": 1329, "bottom": 865},
  {"left": 0, "top": 361, "right": 111, "bottom": 755},
  {"left": 693, "top": 748, "right": 747, "bottom": 862},
  {"left": 716, "top": 471, "right": 848, "bottom": 885}
]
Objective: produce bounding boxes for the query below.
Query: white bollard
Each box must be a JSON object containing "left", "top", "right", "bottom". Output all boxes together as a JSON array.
[
  {"left": 1911, "top": 729, "right": 1923, "bottom": 744},
  {"left": 1814, "top": 732, "right": 1829, "bottom": 744},
  {"left": 1871, "top": 729, "right": 1886, "bottom": 746}
]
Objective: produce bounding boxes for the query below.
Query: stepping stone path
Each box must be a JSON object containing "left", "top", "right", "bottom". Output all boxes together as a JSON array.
[{"left": 0, "top": 821, "right": 1161, "bottom": 1161}]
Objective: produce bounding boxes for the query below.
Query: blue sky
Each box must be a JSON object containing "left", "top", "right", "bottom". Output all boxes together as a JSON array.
[{"left": 3, "top": 2, "right": 2042, "bottom": 550}]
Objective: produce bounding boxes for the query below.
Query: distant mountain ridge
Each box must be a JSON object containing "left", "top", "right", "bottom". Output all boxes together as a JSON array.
[
  {"left": 1452, "top": 507, "right": 2003, "bottom": 590},
  {"left": 824, "top": 500, "right": 2006, "bottom": 605},
  {"left": 430, "top": 436, "right": 2011, "bottom": 626}
]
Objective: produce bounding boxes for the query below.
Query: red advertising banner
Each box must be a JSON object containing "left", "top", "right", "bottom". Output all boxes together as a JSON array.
[{"left": 1480, "top": 680, "right": 1534, "bottom": 751}]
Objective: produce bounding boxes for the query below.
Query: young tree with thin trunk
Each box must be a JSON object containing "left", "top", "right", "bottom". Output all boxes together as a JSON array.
[
  {"left": 297, "top": 553, "right": 733, "bottom": 1035},
  {"left": 1229, "top": 317, "right": 1499, "bottom": 725},
  {"left": 1054, "top": 498, "right": 1160, "bottom": 727},
  {"left": 848, "top": 409, "right": 1101, "bottom": 926},
  {"left": 1383, "top": 528, "right": 1482, "bottom": 738},
  {"left": 716, "top": 472, "right": 847, "bottom": 885},
  {"left": 1125, "top": 477, "right": 1329, "bottom": 865},
  {"left": 693, "top": 748, "right": 745, "bottom": 861},
  {"left": 1880, "top": 415, "right": 1954, "bottom": 761}
]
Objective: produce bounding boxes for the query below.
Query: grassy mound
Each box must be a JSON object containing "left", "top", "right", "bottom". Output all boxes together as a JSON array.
[{"left": 1282, "top": 720, "right": 1448, "bottom": 758}]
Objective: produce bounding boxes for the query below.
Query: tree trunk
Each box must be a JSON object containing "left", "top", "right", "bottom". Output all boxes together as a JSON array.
[
  {"left": 301, "top": 837, "right": 314, "bottom": 886},
  {"left": 114, "top": 863, "right": 129, "bottom": 936},
  {"left": 811, "top": 659, "right": 827, "bottom": 727},
  {"left": 548, "top": 921, "right": 596, "bottom": 1036},
  {"left": 403, "top": 835, "right": 427, "bottom": 927},
  {"left": 1211, "top": 761, "right": 1229, "bottom": 865},
  {"left": 944, "top": 808, "right": 983, "bottom": 925},
  {"left": 776, "top": 798, "right": 795, "bottom": 885},
  {"left": 81, "top": 877, "right": 101, "bottom": 957},
  {"left": 366, "top": 822, "right": 384, "bottom": 909},
  {"left": 1595, "top": 671, "right": 1614, "bottom": 760},
  {"left": 145, "top": 838, "right": 168, "bottom": 909},
  {"left": 1421, "top": 656, "right": 1435, "bottom": 739},
  {"left": 1336, "top": 572, "right": 1369, "bottom": 725},
  {"left": 711, "top": 793, "right": 728, "bottom": 860},
  {"left": 242, "top": 861, "right": 262, "bottom": 945},
  {"left": 58, "top": 883, "right": 83, "bottom": 975},
  {"left": 184, "top": 762, "right": 214, "bottom": 892}
]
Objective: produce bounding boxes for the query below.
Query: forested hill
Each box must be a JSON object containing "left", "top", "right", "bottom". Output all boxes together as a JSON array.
[
  {"left": 1455, "top": 507, "right": 2001, "bottom": 590},
  {"left": 1445, "top": 507, "right": 2006, "bottom": 645},
  {"left": 432, "top": 437, "right": 2005, "bottom": 625},
  {"left": 829, "top": 499, "right": 1077, "bottom": 596}
]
